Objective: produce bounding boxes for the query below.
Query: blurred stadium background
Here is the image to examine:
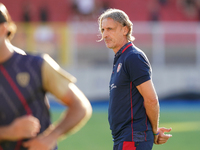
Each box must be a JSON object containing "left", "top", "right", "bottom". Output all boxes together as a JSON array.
[{"left": 2, "top": 0, "right": 200, "bottom": 149}]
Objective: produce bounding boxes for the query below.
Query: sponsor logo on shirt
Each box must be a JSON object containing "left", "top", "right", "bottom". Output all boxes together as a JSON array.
[
  {"left": 117, "top": 63, "right": 122, "bottom": 73},
  {"left": 110, "top": 83, "right": 117, "bottom": 90},
  {"left": 16, "top": 72, "right": 30, "bottom": 87}
]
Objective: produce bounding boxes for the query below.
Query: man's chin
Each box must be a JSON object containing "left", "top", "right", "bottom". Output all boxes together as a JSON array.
[{"left": 106, "top": 44, "right": 113, "bottom": 49}]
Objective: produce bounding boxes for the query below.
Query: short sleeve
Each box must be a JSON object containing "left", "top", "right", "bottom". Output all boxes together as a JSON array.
[{"left": 125, "top": 52, "right": 152, "bottom": 86}]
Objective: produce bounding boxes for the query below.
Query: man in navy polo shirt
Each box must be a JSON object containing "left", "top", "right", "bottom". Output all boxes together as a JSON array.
[{"left": 98, "top": 8, "right": 172, "bottom": 150}]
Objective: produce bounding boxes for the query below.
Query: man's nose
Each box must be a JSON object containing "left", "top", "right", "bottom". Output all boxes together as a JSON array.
[{"left": 102, "top": 31, "right": 108, "bottom": 39}]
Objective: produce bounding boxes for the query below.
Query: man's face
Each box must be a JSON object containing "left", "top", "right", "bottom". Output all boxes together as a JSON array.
[{"left": 101, "top": 17, "right": 128, "bottom": 52}]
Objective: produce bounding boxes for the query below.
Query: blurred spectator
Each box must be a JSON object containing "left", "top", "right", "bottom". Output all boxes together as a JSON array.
[
  {"left": 34, "top": 25, "right": 58, "bottom": 60},
  {"left": 39, "top": 4, "right": 49, "bottom": 22},
  {"left": 35, "top": 3, "right": 57, "bottom": 59},
  {"left": 195, "top": 0, "right": 200, "bottom": 21},
  {"left": 177, "top": 0, "right": 197, "bottom": 19},
  {"left": 96, "top": 0, "right": 110, "bottom": 14},
  {"left": 148, "top": 0, "right": 160, "bottom": 21},
  {"left": 70, "top": 0, "right": 96, "bottom": 21},
  {"left": 158, "top": 0, "right": 168, "bottom": 6},
  {"left": 21, "top": 0, "right": 32, "bottom": 22}
]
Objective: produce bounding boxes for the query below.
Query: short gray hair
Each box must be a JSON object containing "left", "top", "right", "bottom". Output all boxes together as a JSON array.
[{"left": 98, "top": 8, "right": 135, "bottom": 42}]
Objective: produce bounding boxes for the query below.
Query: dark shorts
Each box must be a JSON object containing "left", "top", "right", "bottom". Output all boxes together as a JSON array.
[{"left": 113, "top": 140, "right": 154, "bottom": 150}]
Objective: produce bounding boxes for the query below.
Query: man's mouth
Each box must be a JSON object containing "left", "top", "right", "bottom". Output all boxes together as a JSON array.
[{"left": 104, "top": 39, "right": 111, "bottom": 43}]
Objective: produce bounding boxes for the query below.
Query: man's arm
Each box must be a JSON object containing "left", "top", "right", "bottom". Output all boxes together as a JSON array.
[
  {"left": 23, "top": 83, "right": 92, "bottom": 150},
  {"left": 23, "top": 56, "right": 92, "bottom": 150},
  {"left": 42, "top": 82, "right": 92, "bottom": 139},
  {"left": 41, "top": 54, "right": 92, "bottom": 136},
  {"left": 136, "top": 79, "right": 160, "bottom": 143}
]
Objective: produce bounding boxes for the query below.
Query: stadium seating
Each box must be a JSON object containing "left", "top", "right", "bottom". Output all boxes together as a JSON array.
[{"left": 2, "top": 0, "right": 199, "bottom": 22}]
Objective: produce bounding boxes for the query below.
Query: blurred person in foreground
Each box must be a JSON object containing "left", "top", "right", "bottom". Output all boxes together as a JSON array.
[
  {"left": 98, "top": 8, "right": 172, "bottom": 150},
  {"left": 0, "top": 3, "right": 92, "bottom": 150}
]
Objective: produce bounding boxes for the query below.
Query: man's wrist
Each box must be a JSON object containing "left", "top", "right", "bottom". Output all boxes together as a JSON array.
[{"left": 153, "top": 131, "right": 160, "bottom": 135}]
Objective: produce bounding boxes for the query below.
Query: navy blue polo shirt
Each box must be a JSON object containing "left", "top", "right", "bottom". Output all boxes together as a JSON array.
[{"left": 109, "top": 42, "right": 153, "bottom": 145}]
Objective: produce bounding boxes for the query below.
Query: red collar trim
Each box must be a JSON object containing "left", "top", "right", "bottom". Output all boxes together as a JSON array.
[{"left": 122, "top": 43, "right": 133, "bottom": 53}]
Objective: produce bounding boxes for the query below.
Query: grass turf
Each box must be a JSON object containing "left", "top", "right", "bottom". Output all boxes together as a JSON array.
[{"left": 51, "top": 109, "right": 200, "bottom": 150}]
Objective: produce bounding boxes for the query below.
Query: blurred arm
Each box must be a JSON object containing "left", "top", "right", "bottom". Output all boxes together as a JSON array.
[
  {"left": 23, "top": 55, "right": 92, "bottom": 149},
  {"left": 42, "top": 54, "right": 92, "bottom": 137}
]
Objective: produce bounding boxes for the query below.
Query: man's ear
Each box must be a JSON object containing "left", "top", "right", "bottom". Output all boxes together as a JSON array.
[{"left": 123, "top": 26, "right": 129, "bottom": 36}]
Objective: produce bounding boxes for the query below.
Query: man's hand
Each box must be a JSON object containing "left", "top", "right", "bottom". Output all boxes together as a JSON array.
[
  {"left": 23, "top": 133, "right": 57, "bottom": 150},
  {"left": 8, "top": 115, "right": 40, "bottom": 140},
  {"left": 155, "top": 127, "right": 172, "bottom": 144}
]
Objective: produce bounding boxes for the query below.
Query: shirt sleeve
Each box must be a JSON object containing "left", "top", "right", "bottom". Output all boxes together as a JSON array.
[
  {"left": 41, "top": 54, "right": 77, "bottom": 100},
  {"left": 125, "top": 52, "right": 152, "bottom": 86}
]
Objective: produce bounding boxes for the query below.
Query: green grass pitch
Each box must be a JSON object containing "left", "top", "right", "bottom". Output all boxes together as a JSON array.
[{"left": 51, "top": 109, "right": 200, "bottom": 150}]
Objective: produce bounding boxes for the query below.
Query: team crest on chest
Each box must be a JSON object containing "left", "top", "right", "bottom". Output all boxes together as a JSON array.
[
  {"left": 16, "top": 72, "right": 30, "bottom": 87},
  {"left": 117, "top": 63, "right": 122, "bottom": 73}
]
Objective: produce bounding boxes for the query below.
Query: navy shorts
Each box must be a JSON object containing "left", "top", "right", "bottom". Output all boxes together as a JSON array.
[{"left": 113, "top": 140, "right": 154, "bottom": 150}]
